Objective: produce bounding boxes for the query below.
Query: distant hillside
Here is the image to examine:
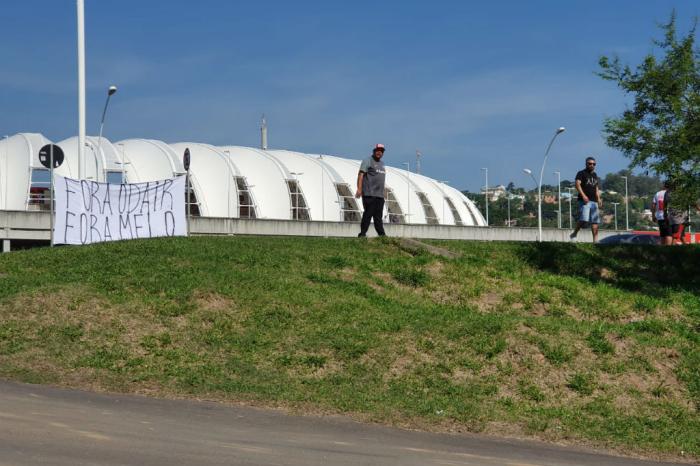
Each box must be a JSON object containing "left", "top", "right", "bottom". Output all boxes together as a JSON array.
[{"left": 0, "top": 237, "right": 698, "bottom": 461}]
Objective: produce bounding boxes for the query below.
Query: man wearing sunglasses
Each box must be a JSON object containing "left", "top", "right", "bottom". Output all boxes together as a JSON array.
[{"left": 570, "top": 156, "right": 602, "bottom": 242}]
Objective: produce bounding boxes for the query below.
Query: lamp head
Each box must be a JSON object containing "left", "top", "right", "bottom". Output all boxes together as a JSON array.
[
  {"left": 108, "top": 85, "right": 118, "bottom": 96},
  {"left": 556, "top": 127, "right": 566, "bottom": 134}
]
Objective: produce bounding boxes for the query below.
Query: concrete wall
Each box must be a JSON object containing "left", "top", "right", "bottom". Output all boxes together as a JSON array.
[
  {"left": 191, "top": 217, "right": 607, "bottom": 242},
  {"left": 1, "top": 210, "right": 613, "bottom": 251}
]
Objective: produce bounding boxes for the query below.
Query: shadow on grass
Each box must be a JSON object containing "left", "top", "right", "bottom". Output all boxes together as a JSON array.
[{"left": 513, "top": 243, "right": 700, "bottom": 298}]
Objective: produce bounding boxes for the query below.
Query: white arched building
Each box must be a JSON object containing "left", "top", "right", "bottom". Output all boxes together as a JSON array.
[{"left": 0, "top": 133, "right": 486, "bottom": 226}]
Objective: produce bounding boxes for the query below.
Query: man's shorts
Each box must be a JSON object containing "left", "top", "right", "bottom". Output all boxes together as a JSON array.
[
  {"left": 658, "top": 220, "right": 672, "bottom": 237},
  {"left": 578, "top": 200, "right": 600, "bottom": 224}
]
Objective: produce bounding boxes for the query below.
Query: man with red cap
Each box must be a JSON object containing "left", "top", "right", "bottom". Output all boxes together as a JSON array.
[{"left": 355, "top": 144, "right": 387, "bottom": 237}]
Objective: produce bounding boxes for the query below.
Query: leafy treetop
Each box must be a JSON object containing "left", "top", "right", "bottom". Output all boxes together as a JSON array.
[{"left": 598, "top": 12, "right": 700, "bottom": 208}]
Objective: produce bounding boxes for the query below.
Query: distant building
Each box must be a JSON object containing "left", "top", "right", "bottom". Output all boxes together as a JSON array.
[
  {"left": 481, "top": 184, "right": 507, "bottom": 201},
  {"left": 542, "top": 194, "right": 556, "bottom": 205}
]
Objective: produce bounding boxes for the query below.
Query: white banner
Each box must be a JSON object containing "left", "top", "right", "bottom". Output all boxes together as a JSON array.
[{"left": 53, "top": 175, "right": 187, "bottom": 245}]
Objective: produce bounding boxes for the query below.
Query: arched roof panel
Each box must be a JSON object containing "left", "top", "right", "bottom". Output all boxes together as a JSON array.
[
  {"left": 170, "top": 143, "right": 240, "bottom": 218},
  {"left": 54, "top": 136, "right": 122, "bottom": 181},
  {"left": 0, "top": 133, "right": 51, "bottom": 210},
  {"left": 266, "top": 150, "right": 340, "bottom": 221},
  {"left": 219, "top": 146, "right": 291, "bottom": 220},
  {"left": 115, "top": 139, "right": 183, "bottom": 183},
  {"left": 383, "top": 167, "right": 427, "bottom": 224}
]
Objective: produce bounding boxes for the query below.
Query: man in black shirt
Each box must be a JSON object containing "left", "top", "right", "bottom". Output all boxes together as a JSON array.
[{"left": 570, "top": 156, "right": 602, "bottom": 242}]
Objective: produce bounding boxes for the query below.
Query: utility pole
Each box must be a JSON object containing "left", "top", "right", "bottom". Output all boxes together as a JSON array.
[
  {"left": 612, "top": 202, "right": 619, "bottom": 230},
  {"left": 621, "top": 175, "right": 629, "bottom": 230},
  {"left": 554, "top": 170, "right": 561, "bottom": 228}
]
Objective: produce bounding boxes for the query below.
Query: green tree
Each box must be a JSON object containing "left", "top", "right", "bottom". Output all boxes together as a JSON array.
[{"left": 598, "top": 12, "right": 700, "bottom": 208}]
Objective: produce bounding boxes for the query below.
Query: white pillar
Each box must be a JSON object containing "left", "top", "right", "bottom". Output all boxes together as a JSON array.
[
  {"left": 77, "top": 0, "right": 86, "bottom": 179},
  {"left": 555, "top": 171, "right": 561, "bottom": 228}
]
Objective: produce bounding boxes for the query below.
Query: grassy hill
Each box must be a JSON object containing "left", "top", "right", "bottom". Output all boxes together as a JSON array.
[{"left": 0, "top": 236, "right": 698, "bottom": 460}]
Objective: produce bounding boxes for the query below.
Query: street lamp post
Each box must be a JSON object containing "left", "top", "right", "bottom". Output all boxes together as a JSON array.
[
  {"left": 402, "top": 162, "right": 411, "bottom": 223},
  {"left": 566, "top": 187, "right": 575, "bottom": 229},
  {"left": 612, "top": 202, "right": 619, "bottom": 230},
  {"left": 534, "top": 127, "right": 566, "bottom": 241},
  {"left": 96, "top": 85, "right": 118, "bottom": 158},
  {"left": 523, "top": 168, "right": 539, "bottom": 239},
  {"left": 507, "top": 191, "right": 511, "bottom": 227},
  {"left": 621, "top": 175, "right": 629, "bottom": 230},
  {"left": 481, "top": 167, "right": 488, "bottom": 226},
  {"left": 554, "top": 170, "right": 561, "bottom": 229}
]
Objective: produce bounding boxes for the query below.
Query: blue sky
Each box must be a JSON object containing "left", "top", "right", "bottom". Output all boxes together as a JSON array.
[{"left": 1, "top": 1, "right": 698, "bottom": 191}]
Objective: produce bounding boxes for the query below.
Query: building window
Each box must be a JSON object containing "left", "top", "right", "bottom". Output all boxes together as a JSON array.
[
  {"left": 106, "top": 171, "right": 123, "bottom": 185},
  {"left": 27, "top": 169, "right": 51, "bottom": 211},
  {"left": 463, "top": 201, "right": 479, "bottom": 226},
  {"left": 335, "top": 183, "right": 361, "bottom": 222},
  {"left": 286, "top": 179, "right": 310, "bottom": 220},
  {"left": 415, "top": 192, "right": 439, "bottom": 225},
  {"left": 235, "top": 176, "right": 257, "bottom": 219},
  {"left": 186, "top": 181, "right": 201, "bottom": 216},
  {"left": 384, "top": 187, "right": 405, "bottom": 223},
  {"left": 445, "top": 198, "right": 463, "bottom": 226}
]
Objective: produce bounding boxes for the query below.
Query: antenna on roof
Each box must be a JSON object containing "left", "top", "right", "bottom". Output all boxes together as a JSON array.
[
  {"left": 260, "top": 114, "right": 268, "bottom": 150},
  {"left": 416, "top": 149, "right": 422, "bottom": 175}
]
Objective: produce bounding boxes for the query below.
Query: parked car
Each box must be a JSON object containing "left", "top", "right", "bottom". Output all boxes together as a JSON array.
[{"left": 598, "top": 233, "right": 661, "bottom": 245}]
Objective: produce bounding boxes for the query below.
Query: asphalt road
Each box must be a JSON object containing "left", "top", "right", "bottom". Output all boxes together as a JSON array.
[{"left": 0, "top": 380, "right": 687, "bottom": 466}]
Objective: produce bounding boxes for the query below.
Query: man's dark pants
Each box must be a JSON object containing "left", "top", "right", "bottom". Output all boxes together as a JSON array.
[{"left": 359, "top": 196, "right": 386, "bottom": 237}]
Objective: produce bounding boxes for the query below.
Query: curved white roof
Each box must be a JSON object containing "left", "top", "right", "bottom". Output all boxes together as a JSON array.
[
  {"left": 0, "top": 132, "right": 486, "bottom": 226},
  {"left": 115, "top": 139, "right": 184, "bottom": 183},
  {"left": 219, "top": 146, "right": 290, "bottom": 220},
  {"left": 54, "top": 136, "right": 122, "bottom": 181},
  {"left": 0, "top": 133, "right": 51, "bottom": 210},
  {"left": 266, "top": 150, "right": 345, "bottom": 221},
  {"left": 170, "top": 142, "right": 241, "bottom": 218}
]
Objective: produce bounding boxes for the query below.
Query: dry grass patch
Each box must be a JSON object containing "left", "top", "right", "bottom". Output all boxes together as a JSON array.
[
  {"left": 383, "top": 338, "right": 438, "bottom": 382},
  {"left": 0, "top": 286, "right": 168, "bottom": 342},
  {"left": 600, "top": 342, "right": 692, "bottom": 410},
  {"left": 192, "top": 291, "right": 237, "bottom": 312}
]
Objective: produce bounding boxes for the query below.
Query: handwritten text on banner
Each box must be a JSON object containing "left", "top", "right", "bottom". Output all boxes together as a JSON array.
[{"left": 53, "top": 175, "right": 187, "bottom": 245}]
